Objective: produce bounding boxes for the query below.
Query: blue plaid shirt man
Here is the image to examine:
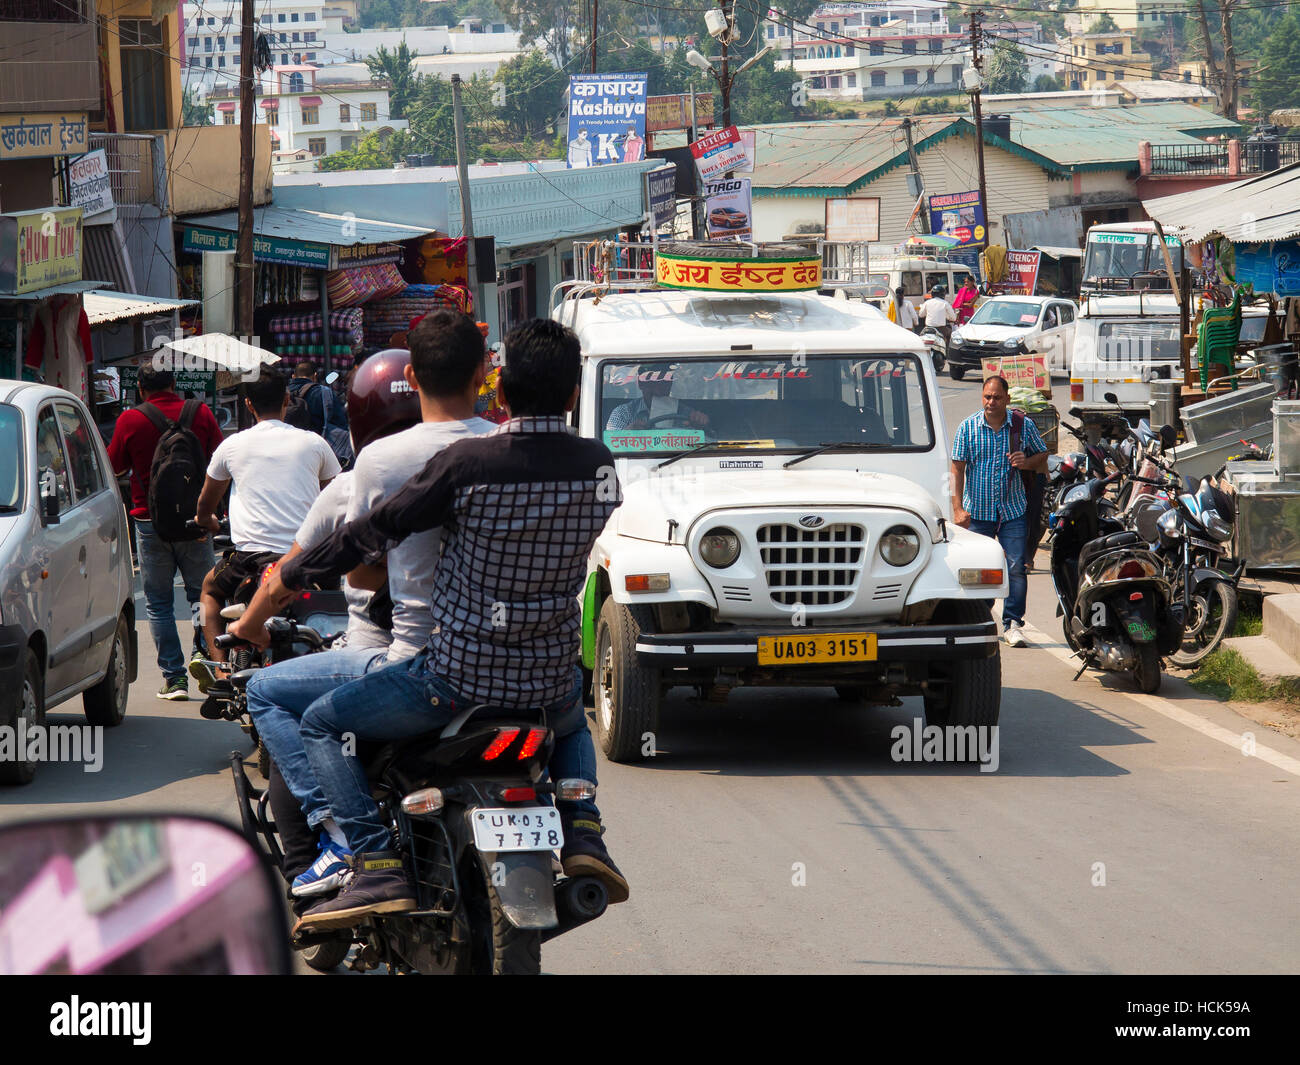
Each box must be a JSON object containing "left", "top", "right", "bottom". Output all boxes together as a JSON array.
[{"left": 951, "top": 411, "right": 1046, "bottom": 522}]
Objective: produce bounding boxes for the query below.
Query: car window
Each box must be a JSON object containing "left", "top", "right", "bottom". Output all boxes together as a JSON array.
[
  {"left": 901, "top": 271, "right": 923, "bottom": 297},
  {"left": 35, "top": 406, "right": 72, "bottom": 514},
  {"left": 0, "top": 405, "right": 21, "bottom": 511},
  {"left": 56, "top": 401, "right": 105, "bottom": 503},
  {"left": 1042, "top": 306, "right": 1059, "bottom": 330},
  {"left": 924, "top": 272, "right": 947, "bottom": 295},
  {"left": 1057, "top": 303, "right": 1075, "bottom": 324}
]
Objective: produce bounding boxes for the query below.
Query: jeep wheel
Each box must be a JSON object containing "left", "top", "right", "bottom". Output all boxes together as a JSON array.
[
  {"left": 594, "top": 598, "right": 660, "bottom": 763},
  {"left": 923, "top": 602, "right": 1001, "bottom": 736}
]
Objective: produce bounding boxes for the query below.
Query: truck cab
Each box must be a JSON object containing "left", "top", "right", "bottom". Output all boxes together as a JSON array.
[{"left": 552, "top": 242, "right": 1006, "bottom": 763}]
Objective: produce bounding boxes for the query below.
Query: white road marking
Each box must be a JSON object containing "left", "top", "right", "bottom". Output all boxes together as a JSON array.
[{"left": 1019, "top": 620, "right": 1300, "bottom": 778}]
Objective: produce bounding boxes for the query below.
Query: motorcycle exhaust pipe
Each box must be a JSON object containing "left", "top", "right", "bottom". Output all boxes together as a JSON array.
[{"left": 542, "top": 876, "right": 608, "bottom": 942}]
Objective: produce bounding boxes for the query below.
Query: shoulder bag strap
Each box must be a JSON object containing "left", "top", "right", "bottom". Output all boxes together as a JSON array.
[{"left": 135, "top": 401, "right": 172, "bottom": 434}]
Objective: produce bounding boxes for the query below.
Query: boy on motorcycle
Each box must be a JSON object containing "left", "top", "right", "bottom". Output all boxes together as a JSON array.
[{"left": 234, "top": 319, "right": 627, "bottom": 930}]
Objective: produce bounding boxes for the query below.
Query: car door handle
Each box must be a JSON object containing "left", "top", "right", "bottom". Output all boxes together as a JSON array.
[{"left": 79, "top": 545, "right": 87, "bottom": 576}]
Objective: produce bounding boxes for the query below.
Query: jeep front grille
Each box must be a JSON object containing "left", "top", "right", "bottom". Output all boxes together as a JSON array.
[{"left": 756, "top": 523, "right": 866, "bottom": 607}]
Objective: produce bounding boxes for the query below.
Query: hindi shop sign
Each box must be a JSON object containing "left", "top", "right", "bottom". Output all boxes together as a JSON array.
[
  {"left": 928, "top": 190, "right": 986, "bottom": 249},
  {"left": 646, "top": 165, "right": 677, "bottom": 230},
  {"left": 1003, "top": 249, "right": 1041, "bottom": 295},
  {"left": 0, "top": 207, "right": 83, "bottom": 295},
  {"left": 690, "top": 126, "right": 748, "bottom": 182},
  {"left": 567, "top": 74, "right": 648, "bottom": 168},
  {"left": 180, "top": 225, "right": 333, "bottom": 270},
  {"left": 0, "top": 112, "right": 89, "bottom": 160},
  {"left": 655, "top": 249, "right": 821, "bottom": 292},
  {"left": 69, "top": 150, "right": 115, "bottom": 220}
]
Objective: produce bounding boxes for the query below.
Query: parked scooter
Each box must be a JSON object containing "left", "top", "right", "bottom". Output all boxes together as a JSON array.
[{"left": 1048, "top": 473, "right": 1184, "bottom": 693}]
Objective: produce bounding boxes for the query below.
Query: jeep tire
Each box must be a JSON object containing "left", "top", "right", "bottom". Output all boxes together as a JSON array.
[
  {"left": 922, "top": 601, "right": 1001, "bottom": 736},
  {"left": 594, "top": 598, "right": 660, "bottom": 763}
]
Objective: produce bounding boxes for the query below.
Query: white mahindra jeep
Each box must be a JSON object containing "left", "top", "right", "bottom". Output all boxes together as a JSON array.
[{"left": 554, "top": 255, "right": 1008, "bottom": 763}]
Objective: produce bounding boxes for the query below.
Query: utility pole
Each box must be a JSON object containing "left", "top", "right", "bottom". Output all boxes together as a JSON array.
[
  {"left": 720, "top": 0, "right": 733, "bottom": 127},
  {"left": 689, "top": 82, "right": 703, "bottom": 240},
  {"left": 451, "top": 75, "right": 478, "bottom": 315},
  {"left": 589, "top": 0, "right": 598, "bottom": 74},
  {"left": 902, "top": 116, "right": 930, "bottom": 234},
  {"left": 968, "top": 12, "right": 990, "bottom": 249},
  {"left": 236, "top": 0, "right": 255, "bottom": 339}
]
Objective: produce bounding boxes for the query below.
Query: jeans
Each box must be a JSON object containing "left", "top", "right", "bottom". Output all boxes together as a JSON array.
[
  {"left": 970, "top": 515, "right": 1028, "bottom": 628},
  {"left": 246, "top": 645, "right": 394, "bottom": 830},
  {"left": 300, "top": 653, "right": 601, "bottom": 856},
  {"left": 135, "top": 519, "right": 215, "bottom": 681}
]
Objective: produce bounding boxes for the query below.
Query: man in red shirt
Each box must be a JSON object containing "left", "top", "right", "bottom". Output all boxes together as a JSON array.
[{"left": 107, "top": 364, "right": 225, "bottom": 700}]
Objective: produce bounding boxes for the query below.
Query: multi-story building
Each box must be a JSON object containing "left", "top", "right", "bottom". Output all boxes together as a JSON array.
[
  {"left": 764, "top": 1, "right": 967, "bottom": 101},
  {"left": 1063, "top": 31, "right": 1155, "bottom": 91},
  {"left": 1074, "top": 0, "right": 1187, "bottom": 34},
  {"left": 207, "top": 64, "right": 407, "bottom": 167}
]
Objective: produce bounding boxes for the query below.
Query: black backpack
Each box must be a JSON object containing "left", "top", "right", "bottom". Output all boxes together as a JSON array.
[
  {"left": 283, "top": 381, "right": 316, "bottom": 431},
  {"left": 137, "top": 399, "right": 207, "bottom": 542}
]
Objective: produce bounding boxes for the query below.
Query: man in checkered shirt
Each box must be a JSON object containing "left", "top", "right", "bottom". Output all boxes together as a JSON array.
[
  {"left": 950, "top": 374, "right": 1048, "bottom": 648},
  {"left": 254, "top": 320, "right": 628, "bottom": 929}
]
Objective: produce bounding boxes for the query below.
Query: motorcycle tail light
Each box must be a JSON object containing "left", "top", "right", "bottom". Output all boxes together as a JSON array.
[
  {"left": 557, "top": 778, "right": 596, "bottom": 801},
  {"left": 500, "top": 787, "right": 537, "bottom": 803},
  {"left": 1129, "top": 592, "right": 1144, "bottom": 601},
  {"left": 517, "top": 727, "right": 548, "bottom": 760},
  {"left": 401, "top": 788, "right": 445, "bottom": 816},
  {"left": 481, "top": 728, "right": 521, "bottom": 761}
]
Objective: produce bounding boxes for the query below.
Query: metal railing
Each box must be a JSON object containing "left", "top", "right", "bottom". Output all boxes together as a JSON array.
[
  {"left": 1148, "top": 142, "right": 1230, "bottom": 177},
  {"left": 87, "top": 132, "right": 163, "bottom": 207},
  {"left": 1242, "top": 138, "right": 1300, "bottom": 173}
]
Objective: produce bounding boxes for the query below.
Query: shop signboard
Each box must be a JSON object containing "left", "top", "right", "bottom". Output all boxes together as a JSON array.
[
  {"left": 704, "top": 178, "right": 753, "bottom": 242},
  {"left": 928, "top": 190, "right": 987, "bottom": 249},
  {"left": 567, "top": 74, "right": 648, "bottom": 167},
  {"left": 0, "top": 206, "right": 83, "bottom": 294},
  {"left": 1003, "top": 249, "right": 1042, "bottom": 295},
  {"left": 646, "top": 93, "right": 715, "bottom": 132},
  {"left": 0, "top": 112, "right": 89, "bottom": 160},
  {"left": 181, "top": 225, "right": 333, "bottom": 269},
  {"left": 118, "top": 364, "right": 217, "bottom": 400},
  {"left": 824, "top": 197, "right": 880, "bottom": 243},
  {"left": 69, "top": 149, "right": 115, "bottom": 221},
  {"left": 690, "top": 126, "right": 748, "bottom": 182},
  {"left": 655, "top": 248, "right": 821, "bottom": 292},
  {"left": 1233, "top": 240, "right": 1300, "bottom": 298},
  {"left": 645, "top": 165, "right": 678, "bottom": 229},
  {"left": 333, "top": 242, "right": 403, "bottom": 269}
]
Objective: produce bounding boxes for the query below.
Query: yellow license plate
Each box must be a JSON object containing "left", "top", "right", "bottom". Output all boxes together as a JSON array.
[{"left": 756, "top": 633, "right": 878, "bottom": 665}]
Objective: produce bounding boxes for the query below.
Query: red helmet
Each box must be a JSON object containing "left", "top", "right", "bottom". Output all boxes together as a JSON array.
[{"left": 347, "top": 349, "right": 421, "bottom": 452}]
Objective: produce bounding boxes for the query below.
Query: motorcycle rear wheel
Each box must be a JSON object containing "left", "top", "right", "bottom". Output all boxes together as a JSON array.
[
  {"left": 1134, "top": 644, "right": 1162, "bottom": 693},
  {"left": 466, "top": 865, "right": 542, "bottom": 976},
  {"left": 1169, "top": 580, "right": 1237, "bottom": 669}
]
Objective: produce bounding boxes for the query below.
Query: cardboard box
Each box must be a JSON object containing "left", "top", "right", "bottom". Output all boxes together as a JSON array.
[{"left": 981, "top": 353, "right": 1051, "bottom": 396}]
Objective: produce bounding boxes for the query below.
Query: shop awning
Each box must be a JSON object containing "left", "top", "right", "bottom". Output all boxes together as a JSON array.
[
  {"left": 160, "top": 333, "right": 280, "bottom": 389},
  {"left": 1031, "top": 246, "right": 1083, "bottom": 259},
  {"left": 216, "top": 102, "right": 236, "bottom": 112},
  {"left": 298, "top": 96, "right": 322, "bottom": 107},
  {"left": 1144, "top": 162, "right": 1300, "bottom": 243},
  {"left": 83, "top": 290, "right": 197, "bottom": 326},
  {"left": 183, "top": 206, "right": 434, "bottom": 251},
  {"left": 261, "top": 99, "right": 279, "bottom": 109},
  {"left": 1, "top": 279, "right": 108, "bottom": 302}
]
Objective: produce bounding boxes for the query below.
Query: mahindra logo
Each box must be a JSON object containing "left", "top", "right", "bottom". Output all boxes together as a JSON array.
[{"left": 798, "top": 515, "right": 824, "bottom": 529}]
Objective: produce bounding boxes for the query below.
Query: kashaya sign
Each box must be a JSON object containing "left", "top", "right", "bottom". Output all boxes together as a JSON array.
[
  {"left": 1003, "top": 250, "right": 1041, "bottom": 295},
  {"left": 689, "top": 126, "right": 748, "bottom": 182},
  {"left": 567, "top": 74, "right": 648, "bottom": 168},
  {"left": 0, "top": 206, "right": 83, "bottom": 294},
  {"left": 928, "top": 190, "right": 986, "bottom": 249},
  {"left": 655, "top": 249, "right": 821, "bottom": 292}
]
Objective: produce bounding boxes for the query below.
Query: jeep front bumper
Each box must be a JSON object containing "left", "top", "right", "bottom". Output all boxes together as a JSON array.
[{"left": 634, "top": 619, "right": 999, "bottom": 668}]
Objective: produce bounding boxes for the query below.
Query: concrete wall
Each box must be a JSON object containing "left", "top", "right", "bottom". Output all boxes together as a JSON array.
[{"left": 165, "top": 125, "right": 273, "bottom": 215}]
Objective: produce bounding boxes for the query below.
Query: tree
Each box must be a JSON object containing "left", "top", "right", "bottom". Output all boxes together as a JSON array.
[
  {"left": 1253, "top": 12, "right": 1300, "bottom": 116},
  {"left": 986, "top": 39, "right": 1029, "bottom": 95},
  {"left": 182, "top": 86, "right": 213, "bottom": 126},
  {"left": 1033, "top": 73, "right": 1063, "bottom": 93},
  {"left": 494, "top": 50, "right": 563, "bottom": 139},
  {"left": 366, "top": 40, "right": 422, "bottom": 118},
  {"left": 317, "top": 129, "right": 405, "bottom": 171},
  {"left": 1087, "top": 13, "right": 1120, "bottom": 34},
  {"left": 496, "top": 0, "right": 580, "bottom": 66}
]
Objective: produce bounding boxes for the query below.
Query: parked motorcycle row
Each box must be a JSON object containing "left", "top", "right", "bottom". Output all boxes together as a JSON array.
[{"left": 1041, "top": 393, "right": 1246, "bottom": 693}]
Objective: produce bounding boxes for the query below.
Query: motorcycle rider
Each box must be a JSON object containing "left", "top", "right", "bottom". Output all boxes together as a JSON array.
[
  {"left": 240, "top": 321, "right": 495, "bottom": 898},
  {"left": 236, "top": 319, "right": 628, "bottom": 930}
]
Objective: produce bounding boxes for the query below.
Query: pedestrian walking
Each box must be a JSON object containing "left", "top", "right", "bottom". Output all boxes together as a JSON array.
[{"left": 893, "top": 286, "right": 919, "bottom": 331}]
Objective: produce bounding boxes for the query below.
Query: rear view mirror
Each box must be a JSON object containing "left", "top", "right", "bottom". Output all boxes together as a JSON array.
[
  {"left": 1104, "top": 391, "right": 1119, "bottom": 404},
  {"left": 0, "top": 815, "right": 290, "bottom": 975}
]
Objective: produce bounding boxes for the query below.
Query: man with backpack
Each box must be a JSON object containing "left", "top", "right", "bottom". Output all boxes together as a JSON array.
[
  {"left": 287, "top": 361, "right": 354, "bottom": 469},
  {"left": 949, "top": 374, "right": 1048, "bottom": 648},
  {"left": 107, "top": 363, "right": 225, "bottom": 700}
]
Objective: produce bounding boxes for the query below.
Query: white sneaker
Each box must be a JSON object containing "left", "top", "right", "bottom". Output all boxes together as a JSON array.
[{"left": 1005, "top": 622, "right": 1028, "bottom": 648}]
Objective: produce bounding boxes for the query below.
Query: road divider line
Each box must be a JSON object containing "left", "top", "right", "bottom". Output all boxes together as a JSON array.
[{"left": 1019, "top": 621, "right": 1300, "bottom": 778}]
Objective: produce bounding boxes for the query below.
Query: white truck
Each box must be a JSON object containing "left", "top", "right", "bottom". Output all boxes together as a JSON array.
[{"left": 552, "top": 242, "right": 1007, "bottom": 763}]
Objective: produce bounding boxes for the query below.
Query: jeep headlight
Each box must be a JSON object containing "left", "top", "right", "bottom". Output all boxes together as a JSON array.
[
  {"left": 879, "top": 525, "right": 920, "bottom": 566},
  {"left": 699, "top": 527, "right": 741, "bottom": 568}
]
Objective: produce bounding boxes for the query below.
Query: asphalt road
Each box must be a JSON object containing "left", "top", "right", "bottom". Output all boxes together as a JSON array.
[{"left": 5, "top": 371, "right": 1298, "bottom": 975}]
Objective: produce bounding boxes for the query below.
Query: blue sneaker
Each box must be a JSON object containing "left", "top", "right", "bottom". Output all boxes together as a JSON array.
[{"left": 291, "top": 837, "right": 353, "bottom": 898}]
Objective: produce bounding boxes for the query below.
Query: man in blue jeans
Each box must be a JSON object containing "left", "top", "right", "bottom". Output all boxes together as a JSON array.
[
  {"left": 236, "top": 319, "right": 627, "bottom": 931},
  {"left": 950, "top": 374, "right": 1048, "bottom": 648}
]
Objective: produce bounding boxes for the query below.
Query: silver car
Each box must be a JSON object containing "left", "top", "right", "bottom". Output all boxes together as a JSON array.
[{"left": 0, "top": 381, "right": 137, "bottom": 784}]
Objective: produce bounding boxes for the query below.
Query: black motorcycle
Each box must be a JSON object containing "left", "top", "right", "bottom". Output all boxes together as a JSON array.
[
  {"left": 230, "top": 707, "right": 609, "bottom": 975},
  {"left": 1048, "top": 473, "right": 1184, "bottom": 693}
]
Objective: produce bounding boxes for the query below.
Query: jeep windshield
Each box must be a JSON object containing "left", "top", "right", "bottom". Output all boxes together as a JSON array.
[{"left": 598, "top": 354, "right": 934, "bottom": 456}]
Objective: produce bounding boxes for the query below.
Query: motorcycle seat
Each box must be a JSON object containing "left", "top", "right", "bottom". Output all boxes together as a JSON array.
[
  {"left": 229, "top": 668, "right": 258, "bottom": 691},
  {"left": 1079, "top": 530, "right": 1144, "bottom": 570}
]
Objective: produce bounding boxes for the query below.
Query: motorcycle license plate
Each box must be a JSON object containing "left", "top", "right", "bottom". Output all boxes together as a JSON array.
[
  {"left": 472, "top": 807, "right": 564, "bottom": 853},
  {"left": 1188, "top": 536, "right": 1220, "bottom": 553},
  {"left": 757, "top": 633, "right": 878, "bottom": 665}
]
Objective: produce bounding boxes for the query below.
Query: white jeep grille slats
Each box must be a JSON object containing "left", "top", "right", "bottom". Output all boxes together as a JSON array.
[
  {"left": 756, "top": 523, "right": 866, "bottom": 607},
  {"left": 873, "top": 582, "right": 902, "bottom": 601},
  {"left": 721, "top": 584, "right": 752, "bottom": 602}
]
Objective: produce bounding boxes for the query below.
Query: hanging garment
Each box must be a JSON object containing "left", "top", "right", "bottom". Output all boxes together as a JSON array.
[{"left": 24, "top": 295, "right": 93, "bottom": 400}]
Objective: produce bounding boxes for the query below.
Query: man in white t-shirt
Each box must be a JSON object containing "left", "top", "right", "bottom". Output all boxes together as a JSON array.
[
  {"left": 921, "top": 285, "right": 957, "bottom": 348},
  {"left": 193, "top": 371, "right": 341, "bottom": 673}
]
